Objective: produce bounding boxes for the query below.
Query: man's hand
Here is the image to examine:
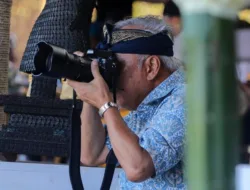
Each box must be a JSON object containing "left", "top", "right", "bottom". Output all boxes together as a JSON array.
[
  {"left": 69, "top": 52, "right": 109, "bottom": 166},
  {"left": 68, "top": 60, "right": 112, "bottom": 109}
]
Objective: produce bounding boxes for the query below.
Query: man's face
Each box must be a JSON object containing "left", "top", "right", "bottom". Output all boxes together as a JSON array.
[
  {"left": 111, "top": 25, "right": 163, "bottom": 110},
  {"left": 115, "top": 53, "right": 148, "bottom": 110}
]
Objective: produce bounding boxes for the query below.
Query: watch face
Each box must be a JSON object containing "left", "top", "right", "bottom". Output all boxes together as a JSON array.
[{"left": 110, "top": 102, "right": 118, "bottom": 107}]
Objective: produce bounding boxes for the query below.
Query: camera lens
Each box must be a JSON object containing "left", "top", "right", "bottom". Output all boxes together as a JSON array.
[{"left": 45, "top": 52, "right": 53, "bottom": 72}]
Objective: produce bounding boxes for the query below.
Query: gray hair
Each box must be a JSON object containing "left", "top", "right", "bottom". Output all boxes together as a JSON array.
[{"left": 114, "top": 16, "right": 183, "bottom": 72}]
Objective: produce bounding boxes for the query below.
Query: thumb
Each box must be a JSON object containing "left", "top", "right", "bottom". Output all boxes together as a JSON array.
[
  {"left": 91, "top": 60, "right": 101, "bottom": 78},
  {"left": 67, "top": 79, "right": 82, "bottom": 89}
]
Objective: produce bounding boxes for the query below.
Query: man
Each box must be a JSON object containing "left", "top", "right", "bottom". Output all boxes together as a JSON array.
[
  {"left": 68, "top": 16, "right": 186, "bottom": 189},
  {"left": 163, "top": 0, "right": 182, "bottom": 36},
  {"left": 163, "top": 0, "right": 183, "bottom": 61}
]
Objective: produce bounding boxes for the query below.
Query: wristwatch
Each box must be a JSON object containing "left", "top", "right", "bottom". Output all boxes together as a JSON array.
[{"left": 98, "top": 102, "right": 118, "bottom": 117}]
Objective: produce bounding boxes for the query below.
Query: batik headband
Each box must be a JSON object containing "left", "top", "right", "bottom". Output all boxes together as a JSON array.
[{"left": 96, "top": 24, "right": 174, "bottom": 56}]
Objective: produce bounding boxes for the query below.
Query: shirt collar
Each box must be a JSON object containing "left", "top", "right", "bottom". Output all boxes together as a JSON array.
[{"left": 137, "top": 68, "right": 185, "bottom": 110}]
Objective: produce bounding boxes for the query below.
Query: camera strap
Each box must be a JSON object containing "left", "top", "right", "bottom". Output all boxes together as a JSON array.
[
  {"left": 69, "top": 91, "right": 118, "bottom": 190},
  {"left": 100, "top": 149, "right": 118, "bottom": 190},
  {"left": 69, "top": 90, "right": 84, "bottom": 190}
]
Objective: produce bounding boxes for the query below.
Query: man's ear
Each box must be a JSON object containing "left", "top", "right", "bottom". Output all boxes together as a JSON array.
[{"left": 144, "top": 56, "right": 161, "bottom": 81}]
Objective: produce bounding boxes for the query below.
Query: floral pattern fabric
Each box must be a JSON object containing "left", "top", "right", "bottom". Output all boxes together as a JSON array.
[{"left": 105, "top": 68, "right": 187, "bottom": 190}]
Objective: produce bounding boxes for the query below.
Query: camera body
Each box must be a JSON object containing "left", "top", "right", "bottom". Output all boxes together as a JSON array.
[{"left": 33, "top": 41, "right": 119, "bottom": 89}]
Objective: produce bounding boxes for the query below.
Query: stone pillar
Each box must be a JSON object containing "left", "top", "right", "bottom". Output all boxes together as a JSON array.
[{"left": 176, "top": 0, "right": 244, "bottom": 189}]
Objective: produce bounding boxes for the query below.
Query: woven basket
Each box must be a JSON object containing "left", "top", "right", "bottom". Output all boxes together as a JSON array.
[{"left": 20, "top": 0, "right": 88, "bottom": 73}]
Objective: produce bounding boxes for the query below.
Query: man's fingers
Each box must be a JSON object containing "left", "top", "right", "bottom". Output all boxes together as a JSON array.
[
  {"left": 73, "top": 51, "right": 84, "bottom": 57},
  {"left": 91, "top": 60, "right": 101, "bottom": 78},
  {"left": 67, "top": 79, "right": 85, "bottom": 89}
]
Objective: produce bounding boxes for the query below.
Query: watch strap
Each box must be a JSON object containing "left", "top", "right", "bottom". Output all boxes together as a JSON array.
[{"left": 98, "top": 102, "right": 118, "bottom": 117}]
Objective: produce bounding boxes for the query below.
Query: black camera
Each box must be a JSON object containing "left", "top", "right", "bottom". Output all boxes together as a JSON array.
[{"left": 33, "top": 41, "right": 120, "bottom": 89}]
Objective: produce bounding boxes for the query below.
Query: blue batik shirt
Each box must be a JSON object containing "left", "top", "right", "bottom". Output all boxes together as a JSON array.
[{"left": 105, "top": 68, "right": 187, "bottom": 190}]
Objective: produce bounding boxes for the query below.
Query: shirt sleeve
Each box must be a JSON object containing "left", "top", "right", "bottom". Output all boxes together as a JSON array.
[{"left": 139, "top": 113, "right": 185, "bottom": 177}]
